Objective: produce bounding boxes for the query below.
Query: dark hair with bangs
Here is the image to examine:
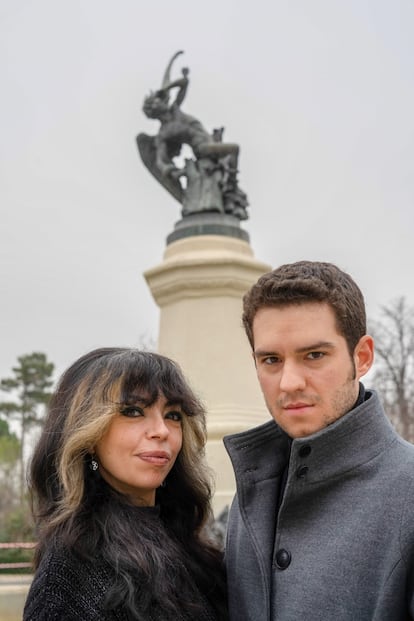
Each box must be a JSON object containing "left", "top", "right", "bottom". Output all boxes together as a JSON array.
[
  {"left": 115, "top": 348, "right": 203, "bottom": 414},
  {"left": 242, "top": 260, "right": 366, "bottom": 356},
  {"left": 28, "top": 347, "right": 227, "bottom": 620}
]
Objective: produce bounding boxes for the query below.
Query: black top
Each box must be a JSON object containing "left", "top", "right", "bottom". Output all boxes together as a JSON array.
[
  {"left": 24, "top": 540, "right": 222, "bottom": 621},
  {"left": 24, "top": 502, "right": 224, "bottom": 621}
]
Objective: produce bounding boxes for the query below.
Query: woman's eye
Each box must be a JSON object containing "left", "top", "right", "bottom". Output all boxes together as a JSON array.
[
  {"left": 165, "top": 410, "right": 183, "bottom": 422},
  {"left": 120, "top": 406, "right": 144, "bottom": 418}
]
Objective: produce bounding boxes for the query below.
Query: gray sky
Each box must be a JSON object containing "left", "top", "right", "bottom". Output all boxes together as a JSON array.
[{"left": 1, "top": 0, "right": 414, "bottom": 383}]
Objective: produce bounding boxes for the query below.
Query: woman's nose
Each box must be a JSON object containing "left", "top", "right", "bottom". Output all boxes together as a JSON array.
[{"left": 146, "top": 415, "right": 169, "bottom": 439}]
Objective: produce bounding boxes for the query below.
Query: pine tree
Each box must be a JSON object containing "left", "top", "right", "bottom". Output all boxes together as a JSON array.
[{"left": 0, "top": 352, "right": 54, "bottom": 500}]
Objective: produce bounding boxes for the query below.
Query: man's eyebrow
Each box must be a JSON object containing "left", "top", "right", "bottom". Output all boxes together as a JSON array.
[
  {"left": 254, "top": 349, "right": 278, "bottom": 358},
  {"left": 295, "top": 341, "right": 336, "bottom": 354},
  {"left": 254, "top": 341, "right": 336, "bottom": 358}
]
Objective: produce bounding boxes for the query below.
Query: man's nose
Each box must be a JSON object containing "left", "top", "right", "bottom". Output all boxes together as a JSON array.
[{"left": 279, "top": 361, "right": 306, "bottom": 393}]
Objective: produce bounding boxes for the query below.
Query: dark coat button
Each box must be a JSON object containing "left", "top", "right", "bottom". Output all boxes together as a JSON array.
[
  {"left": 275, "top": 549, "right": 291, "bottom": 569},
  {"left": 296, "top": 465, "right": 309, "bottom": 478},
  {"left": 299, "top": 444, "right": 311, "bottom": 458}
]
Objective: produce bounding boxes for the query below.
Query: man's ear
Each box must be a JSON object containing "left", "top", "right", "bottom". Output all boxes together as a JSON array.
[{"left": 354, "top": 335, "right": 374, "bottom": 379}]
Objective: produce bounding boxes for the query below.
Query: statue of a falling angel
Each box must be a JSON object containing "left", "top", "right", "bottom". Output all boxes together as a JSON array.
[{"left": 136, "top": 51, "right": 249, "bottom": 220}]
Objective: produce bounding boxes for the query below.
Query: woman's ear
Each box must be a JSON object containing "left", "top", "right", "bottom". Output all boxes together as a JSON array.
[{"left": 354, "top": 335, "right": 374, "bottom": 379}]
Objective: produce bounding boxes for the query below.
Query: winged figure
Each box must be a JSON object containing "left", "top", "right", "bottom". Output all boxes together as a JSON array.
[{"left": 137, "top": 51, "right": 248, "bottom": 220}]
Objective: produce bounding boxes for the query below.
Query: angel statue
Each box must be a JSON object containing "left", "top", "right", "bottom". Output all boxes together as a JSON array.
[{"left": 137, "top": 51, "right": 248, "bottom": 220}]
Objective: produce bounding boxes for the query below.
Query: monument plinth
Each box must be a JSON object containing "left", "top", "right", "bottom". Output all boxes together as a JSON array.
[
  {"left": 145, "top": 234, "right": 270, "bottom": 512},
  {"left": 137, "top": 51, "right": 270, "bottom": 512},
  {"left": 166, "top": 213, "right": 249, "bottom": 244}
]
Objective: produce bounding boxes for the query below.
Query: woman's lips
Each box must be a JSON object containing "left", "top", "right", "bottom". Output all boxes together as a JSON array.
[{"left": 137, "top": 451, "right": 171, "bottom": 465}]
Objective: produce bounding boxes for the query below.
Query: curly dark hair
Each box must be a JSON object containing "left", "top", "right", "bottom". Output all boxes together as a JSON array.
[{"left": 242, "top": 261, "right": 366, "bottom": 355}]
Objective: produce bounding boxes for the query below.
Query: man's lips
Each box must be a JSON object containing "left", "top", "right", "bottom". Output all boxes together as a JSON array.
[
  {"left": 283, "top": 402, "right": 314, "bottom": 411},
  {"left": 136, "top": 451, "right": 171, "bottom": 465}
]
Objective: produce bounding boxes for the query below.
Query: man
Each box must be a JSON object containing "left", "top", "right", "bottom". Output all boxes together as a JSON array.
[{"left": 224, "top": 261, "right": 414, "bottom": 621}]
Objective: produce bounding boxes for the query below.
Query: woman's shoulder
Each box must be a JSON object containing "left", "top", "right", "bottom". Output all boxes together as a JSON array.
[{"left": 23, "top": 543, "right": 125, "bottom": 621}]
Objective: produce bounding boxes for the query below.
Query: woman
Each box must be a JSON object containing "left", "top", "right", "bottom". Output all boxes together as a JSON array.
[{"left": 23, "top": 347, "right": 228, "bottom": 621}]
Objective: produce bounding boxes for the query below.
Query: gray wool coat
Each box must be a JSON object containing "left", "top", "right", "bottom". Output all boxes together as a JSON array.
[{"left": 224, "top": 390, "right": 414, "bottom": 621}]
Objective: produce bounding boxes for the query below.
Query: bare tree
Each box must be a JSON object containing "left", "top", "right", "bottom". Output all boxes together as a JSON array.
[{"left": 369, "top": 297, "right": 414, "bottom": 441}]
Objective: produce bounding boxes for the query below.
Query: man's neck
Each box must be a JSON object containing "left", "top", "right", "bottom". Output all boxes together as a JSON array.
[{"left": 353, "top": 382, "right": 366, "bottom": 410}]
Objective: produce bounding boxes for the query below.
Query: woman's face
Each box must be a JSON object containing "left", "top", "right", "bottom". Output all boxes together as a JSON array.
[{"left": 94, "top": 394, "right": 183, "bottom": 505}]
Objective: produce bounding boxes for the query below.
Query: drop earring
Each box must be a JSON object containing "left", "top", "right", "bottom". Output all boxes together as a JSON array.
[{"left": 90, "top": 456, "right": 99, "bottom": 471}]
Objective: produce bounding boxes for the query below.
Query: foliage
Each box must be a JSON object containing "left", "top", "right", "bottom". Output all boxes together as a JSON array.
[
  {"left": 0, "top": 352, "right": 54, "bottom": 500},
  {"left": 0, "top": 547, "right": 34, "bottom": 573},
  {"left": 0, "top": 355, "right": 49, "bottom": 572},
  {"left": 0, "top": 419, "right": 21, "bottom": 524},
  {"left": 0, "top": 504, "right": 35, "bottom": 542},
  {"left": 0, "top": 419, "right": 20, "bottom": 465},
  {"left": 0, "top": 506, "right": 35, "bottom": 573},
  {"left": 369, "top": 297, "right": 414, "bottom": 441}
]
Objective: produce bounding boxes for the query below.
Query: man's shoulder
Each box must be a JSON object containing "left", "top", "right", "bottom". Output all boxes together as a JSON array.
[
  {"left": 224, "top": 419, "right": 282, "bottom": 448},
  {"left": 389, "top": 433, "right": 414, "bottom": 470},
  {"left": 223, "top": 419, "right": 289, "bottom": 480}
]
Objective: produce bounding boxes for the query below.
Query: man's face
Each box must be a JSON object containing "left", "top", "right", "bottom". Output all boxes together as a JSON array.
[{"left": 252, "top": 302, "right": 373, "bottom": 439}]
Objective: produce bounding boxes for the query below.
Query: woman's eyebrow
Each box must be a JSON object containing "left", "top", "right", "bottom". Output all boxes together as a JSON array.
[{"left": 164, "top": 400, "right": 182, "bottom": 408}]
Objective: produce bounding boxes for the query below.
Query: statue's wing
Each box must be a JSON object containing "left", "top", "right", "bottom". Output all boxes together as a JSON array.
[{"left": 136, "top": 133, "right": 183, "bottom": 204}]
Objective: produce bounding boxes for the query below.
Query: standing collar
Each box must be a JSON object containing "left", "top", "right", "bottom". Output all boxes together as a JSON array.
[
  {"left": 224, "top": 390, "right": 396, "bottom": 483},
  {"left": 289, "top": 389, "right": 395, "bottom": 483}
]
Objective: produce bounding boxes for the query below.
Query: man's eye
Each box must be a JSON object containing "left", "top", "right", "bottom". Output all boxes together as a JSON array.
[
  {"left": 165, "top": 410, "right": 183, "bottom": 422},
  {"left": 307, "top": 352, "right": 324, "bottom": 360},
  {"left": 263, "top": 356, "right": 279, "bottom": 365},
  {"left": 119, "top": 406, "right": 144, "bottom": 418}
]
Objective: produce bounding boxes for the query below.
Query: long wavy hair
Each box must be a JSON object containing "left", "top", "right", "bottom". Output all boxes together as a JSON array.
[{"left": 28, "top": 347, "right": 227, "bottom": 620}]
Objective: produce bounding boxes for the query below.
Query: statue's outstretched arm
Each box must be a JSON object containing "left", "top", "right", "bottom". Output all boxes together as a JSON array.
[
  {"left": 157, "top": 68, "right": 189, "bottom": 108},
  {"left": 159, "top": 50, "right": 188, "bottom": 107},
  {"left": 169, "top": 69, "right": 189, "bottom": 106}
]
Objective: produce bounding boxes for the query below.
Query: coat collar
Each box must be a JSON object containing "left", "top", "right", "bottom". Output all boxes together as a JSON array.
[
  {"left": 224, "top": 390, "right": 396, "bottom": 484},
  {"left": 288, "top": 389, "right": 396, "bottom": 483}
]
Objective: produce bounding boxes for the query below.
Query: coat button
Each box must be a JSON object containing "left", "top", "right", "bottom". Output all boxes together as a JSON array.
[
  {"left": 296, "top": 465, "right": 309, "bottom": 478},
  {"left": 299, "top": 444, "right": 311, "bottom": 458},
  {"left": 275, "top": 549, "right": 291, "bottom": 569}
]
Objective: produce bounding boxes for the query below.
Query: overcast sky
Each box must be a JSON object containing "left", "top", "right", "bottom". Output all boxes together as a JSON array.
[{"left": 1, "top": 0, "right": 413, "bottom": 384}]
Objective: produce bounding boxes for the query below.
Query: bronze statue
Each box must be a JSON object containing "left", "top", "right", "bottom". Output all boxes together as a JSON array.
[{"left": 137, "top": 51, "right": 248, "bottom": 220}]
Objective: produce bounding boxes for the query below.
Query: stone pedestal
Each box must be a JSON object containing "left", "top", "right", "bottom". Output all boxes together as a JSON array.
[{"left": 144, "top": 233, "right": 271, "bottom": 513}]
